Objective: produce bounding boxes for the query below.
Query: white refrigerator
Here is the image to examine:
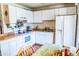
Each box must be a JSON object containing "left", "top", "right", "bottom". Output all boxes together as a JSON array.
[{"left": 55, "top": 15, "right": 76, "bottom": 47}]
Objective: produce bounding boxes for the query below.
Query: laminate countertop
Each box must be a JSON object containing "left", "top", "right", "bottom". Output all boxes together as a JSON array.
[
  {"left": 0, "top": 32, "right": 31, "bottom": 41},
  {"left": 0, "top": 31, "right": 54, "bottom": 41}
]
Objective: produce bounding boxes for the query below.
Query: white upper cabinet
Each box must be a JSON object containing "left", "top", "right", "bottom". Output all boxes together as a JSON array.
[
  {"left": 16, "top": 7, "right": 25, "bottom": 20},
  {"left": 42, "top": 10, "right": 50, "bottom": 20},
  {"left": 42, "top": 10, "right": 49, "bottom": 20},
  {"left": 46, "top": 9, "right": 55, "bottom": 20},
  {"left": 8, "top": 5, "right": 17, "bottom": 24},
  {"left": 8, "top": 5, "right": 34, "bottom": 23},
  {"left": 26, "top": 10, "right": 33, "bottom": 23},
  {"left": 33, "top": 9, "right": 57, "bottom": 23},
  {"left": 54, "top": 9, "right": 59, "bottom": 16},
  {"left": 42, "top": 9, "right": 55, "bottom": 20},
  {"left": 49, "top": 9, "right": 55, "bottom": 20},
  {"left": 33, "top": 11, "right": 42, "bottom": 23},
  {"left": 33, "top": 9, "right": 56, "bottom": 23},
  {"left": 59, "top": 8, "right": 67, "bottom": 15},
  {"left": 16, "top": 7, "right": 33, "bottom": 23},
  {"left": 77, "top": 5, "right": 79, "bottom": 14},
  {"left": 67, "top": 7, "right": 76, "bottom": 14}
]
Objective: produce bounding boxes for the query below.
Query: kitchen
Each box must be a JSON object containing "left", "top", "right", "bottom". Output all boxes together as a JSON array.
[{"left": 0, "top": 3, "right": 79, "bottom": 56}]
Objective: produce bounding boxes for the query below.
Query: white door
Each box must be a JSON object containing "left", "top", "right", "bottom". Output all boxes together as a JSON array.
[
  {"left": 64, "top": 15, "right": 76, "bottom": 47},
  {"left": 55, "top": 16, "right": 64, "bottom": 45}
]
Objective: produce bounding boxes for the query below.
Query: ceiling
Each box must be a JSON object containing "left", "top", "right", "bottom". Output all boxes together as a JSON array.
[
  {"left": 19, "top": 3, "right": 62, "bottom": 8},
  {"left": 18, "top": 3, "right": 75, "bottom": 11}
]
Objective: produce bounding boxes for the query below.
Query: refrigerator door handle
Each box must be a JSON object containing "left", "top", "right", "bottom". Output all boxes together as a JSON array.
[{"left": 57, "top": 30, "right": 63, "bottom": 32}]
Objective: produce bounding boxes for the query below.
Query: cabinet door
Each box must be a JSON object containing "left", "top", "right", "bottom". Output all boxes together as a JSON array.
[
  {"left": 42, "top": 10, "right": 50, "bottom": 20},
  {"left": 16, "top": 7, "right": 27, "bottom": 21},
  {"left": 35, "top": 32, "right": 41, "bottom": 44},
  {"left": 43, "top": 9, "right": 55, "bottom": 20},
  {"left": 30, "top": 32, "right": 35, "bottom": 45},
  {"left": 26, "top": 10, "right": 33, "bottom": 23},
  {"left": 59, "top": 8, "right": 67, "bottom": 15},
  {"left": 49, "top": 9, "right": 55, "bottom": 20},
  {"left": 8, "top": 5, "right": 17, "bottom": 24},
  {"left": 0, "top": 40, "right": 10, "bottom": 56},
  {"left": 78, "top": 6, "right": 79, "bottom": 14},
  {"left": 16, "top": 7, "right": 22, "bottom": 19},
  {"left": 35, "top": 32, "right": 53, "bottom": 44},
  {"left": 67, "top": 7, "right": 76, "bottom": 14},
  {"left": 43, "top": 32, "right": 53, "bottom": 44},
  {"left": 8, "top": 39, "right": 17, "bottom": 56},
  {"left": 22, "top": 9, "right": 27, "bottom": 20},
  {"left": 16, "top": 36, "right": 24, "bottom": 53},
  {"left": 33, "top": 11, "right": 42, "bottom": 23},
  {"left": 64, "top": 15, "right": 76, "bottom": 47},
  {"left": 54, "top": 9, "right": 59, "bottom": 16}
]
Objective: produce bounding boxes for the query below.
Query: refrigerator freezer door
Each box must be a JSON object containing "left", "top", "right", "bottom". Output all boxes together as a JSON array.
[
  {"left": 56, "top": 16, "right": 64, "bottom": 30},
  {"left": 55, "top": 16, "right": 64, "bottom": 45},
  {"left": 64, "top": 15, "right": 76, "bottom": 47}
]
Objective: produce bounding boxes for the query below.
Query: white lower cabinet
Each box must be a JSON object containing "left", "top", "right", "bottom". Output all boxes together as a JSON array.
[
  {"left": 0, "top": 36, "right": 24, "bottom": 56},
  {"left": 35, "top": 32, "right": 53, "bottom": 45},
  {"left": 16, "top": 36, "right": 24, "bottom": 53},
  {"left": 8, "top": 39, "right": 17, "bottom": 56},
  {"left": 0, "top": 40, "right": 10, "bottom": 56},
  {"left": 0, "top": 32, "right": 53, "bottom": 56}
]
